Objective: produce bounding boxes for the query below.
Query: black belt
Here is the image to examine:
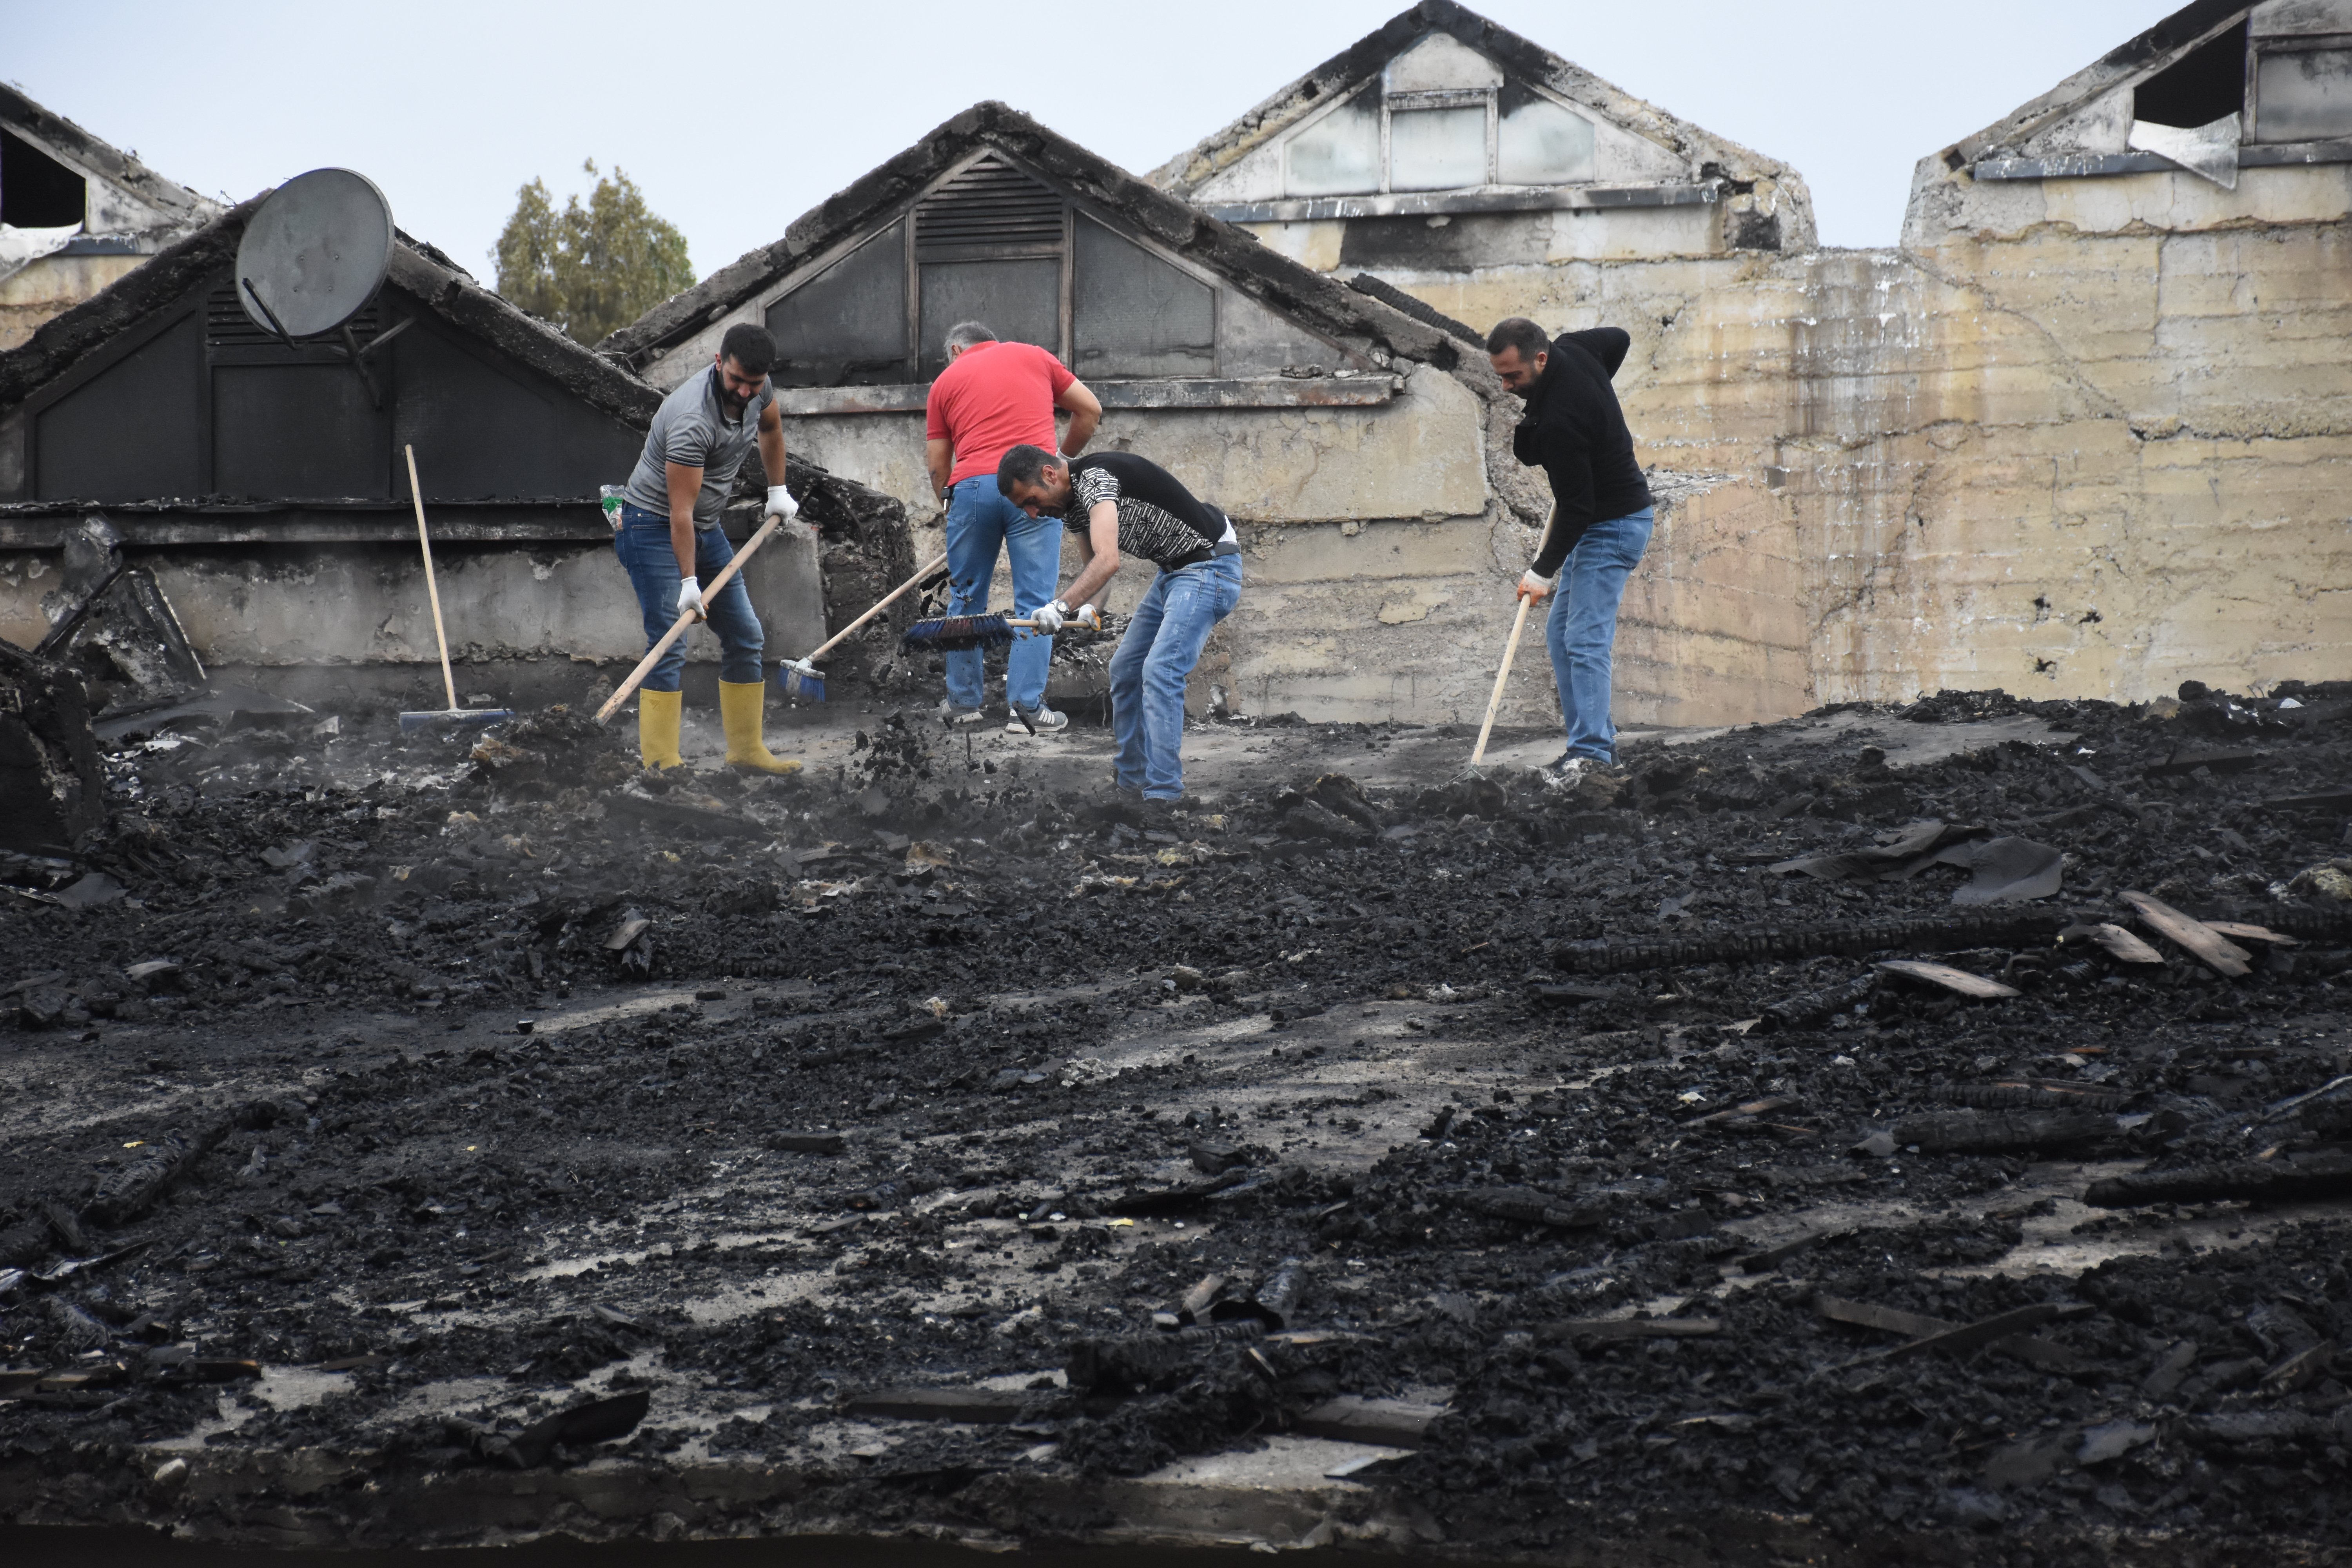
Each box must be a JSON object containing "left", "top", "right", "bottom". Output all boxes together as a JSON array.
[{"left": 1211, "top": 540, "right": 1240, "bottom": 557}]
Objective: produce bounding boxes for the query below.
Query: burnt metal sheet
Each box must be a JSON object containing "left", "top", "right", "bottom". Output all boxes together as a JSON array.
[
  {"left": 33, "top": 313, "right": 205, "bottom": 502},
  {"left": 388, "top": 318, "right": 641, "bottom": 501},
  {"left": 1071, "top": 216, "right": 1214, "bottom": 379},
  {"left": 917, "top": 258, "right": 1060, "bottom": 379},
  {"left": 765, "top": 222, "right": 910, "bottom": 388},
  {"left": 212, "top": 363, "right": 388, "bottom": 499}
]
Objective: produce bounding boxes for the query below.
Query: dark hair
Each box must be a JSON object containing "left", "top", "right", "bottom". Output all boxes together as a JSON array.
[
  {"left": 719, "top": 322, "right": 777, "bottom": 376},
  {"left": 995, "top": 443, "right": 1061, "bottom": 497},
  {"left": 1485, "top": 317, "right": 1550, "bottom": 363}
]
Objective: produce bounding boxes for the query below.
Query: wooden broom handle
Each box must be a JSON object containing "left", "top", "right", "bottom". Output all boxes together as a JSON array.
[
  {"left": 796, "top": 550, "right": 947, "bottom": 663},
  {"left": 1468, "top": 503, "right": 1564, "bottom": 766},
  {"left": 594, "top": 515, "right": 783, "bottom": 724},
  {"left": 405, "top": 446, "right": 458, "bottom": 712},
  {"left": 1470, "top": 594, "right": 1534, "bottom": 767}
]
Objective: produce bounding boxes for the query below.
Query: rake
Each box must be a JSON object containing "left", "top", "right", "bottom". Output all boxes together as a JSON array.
[{"left": 777, "top": 550, "right": 948, "bottom": 704}]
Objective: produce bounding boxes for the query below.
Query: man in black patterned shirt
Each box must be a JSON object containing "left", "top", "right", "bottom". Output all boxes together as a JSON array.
[{"left": 997, "top": 445, "right": 1243, "bottom": 810}]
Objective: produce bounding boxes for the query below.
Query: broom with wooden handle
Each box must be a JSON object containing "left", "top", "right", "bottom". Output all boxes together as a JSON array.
[
  {"left": 398, "top": 445, "right": 515, "bottom": 732},
  {"left": 777, "top": 549, "right": 949, "bottom": 704},
  {"left": 593, "top": 516, "right": 784, "bottom": 725}
]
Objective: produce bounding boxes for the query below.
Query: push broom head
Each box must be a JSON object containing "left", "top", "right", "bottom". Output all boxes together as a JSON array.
[
  {"left": 900, "top": 613, "right": 1019, "bottom": 653},
  {"left": 777, "top": 657, "right": 824, "bottom": 704}
]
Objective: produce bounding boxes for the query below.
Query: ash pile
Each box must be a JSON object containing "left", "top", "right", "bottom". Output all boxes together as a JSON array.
[{"left": 2, "top": 679, "right": 2352, "bottom": 1561}]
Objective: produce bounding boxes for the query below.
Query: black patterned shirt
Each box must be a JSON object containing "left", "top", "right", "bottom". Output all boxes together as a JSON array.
[{"left": 1058, "top": 452, "right": 1234, "bottom": 570}]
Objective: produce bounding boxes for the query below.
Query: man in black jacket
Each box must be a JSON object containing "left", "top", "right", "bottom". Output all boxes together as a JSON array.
[{"left": 1486, "top": 316, "right": 1655, "bottom": 776}]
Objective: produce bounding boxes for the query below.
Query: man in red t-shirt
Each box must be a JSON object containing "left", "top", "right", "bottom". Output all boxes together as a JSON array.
[{"left": 923, "top": 321, "right": 1100, "bottom": 731}]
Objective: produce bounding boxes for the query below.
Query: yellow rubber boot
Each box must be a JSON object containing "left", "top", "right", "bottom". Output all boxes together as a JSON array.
[
  {"left": 720, "top": 679, "right": 800, "bottom": 774},
  {"left": 636, "top": 688, "right": 684, "bottom": 770}
]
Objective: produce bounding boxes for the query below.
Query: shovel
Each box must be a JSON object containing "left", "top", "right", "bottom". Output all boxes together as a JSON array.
[
  {"left": 777, "top": 550, "right": 948, "bottom": 704},
  {"left": 1465, "top": 504, "right": 1561, "bottom": 771},
  {"left": 398, "top": 446, "right": 514, "bottom": 733},
  {"left": 593, "top": 514, "right": 785, "bottom": 725}
]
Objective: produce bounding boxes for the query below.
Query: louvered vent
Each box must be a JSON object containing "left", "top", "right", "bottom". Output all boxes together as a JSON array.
[
  {"left": 915, "top": 156, "right": 1064, "bottom": 256},
  {"left": 206, "top": 283, "right": 379, "bottom": 346}
]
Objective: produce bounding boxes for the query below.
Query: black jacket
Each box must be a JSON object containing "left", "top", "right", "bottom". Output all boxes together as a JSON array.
[{"left": 1511, "top": 327, "right": 1651, "bottom": 577}]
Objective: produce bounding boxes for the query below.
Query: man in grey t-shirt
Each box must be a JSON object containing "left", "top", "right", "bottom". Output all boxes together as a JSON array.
[{"left": 613, "top": 322, "right": 802, "bottom": 773}]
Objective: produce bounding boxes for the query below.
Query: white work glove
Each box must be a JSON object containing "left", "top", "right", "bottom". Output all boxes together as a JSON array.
[
  {"left": 1517, "top": 569, "right": 1553, "bottom": 604},
  {"left": 676, "top": 575, "right": 706, "bottom": 621},
  {"left": 764, "top": 485, "right": 799, "bottom": 523},
  {"left": 1071, "top": 603, "right": 1102, "bottom": 632},
  {"left": 1032, "top": 600, "right": 1069, "bottom": 635}
]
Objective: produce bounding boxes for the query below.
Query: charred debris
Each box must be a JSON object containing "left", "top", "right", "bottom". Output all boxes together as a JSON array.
[{"left": 2, "top": 678, "right": 2352, "bottom": 1560}]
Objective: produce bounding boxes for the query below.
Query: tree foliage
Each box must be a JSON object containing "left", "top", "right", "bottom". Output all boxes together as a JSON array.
[{"left": 494, "top": 161, "right": 692, "bottom": 346}]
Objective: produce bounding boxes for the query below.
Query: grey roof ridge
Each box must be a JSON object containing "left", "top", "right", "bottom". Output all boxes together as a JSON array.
[
  {"left": 592, "top": 99, "right": 1485, "bottom": 385},
  {"left": 1141, "top": 0, "right": 1809, "bottom": 210},
  {"left": 0, "top": 81, "right": 220, "bottom": 228},
  {"left": 1932, "top": 0, "right": 2252, "bottom": 167},
  {"left": 0, "top": 192, "right": 662, "bottom": 428}
]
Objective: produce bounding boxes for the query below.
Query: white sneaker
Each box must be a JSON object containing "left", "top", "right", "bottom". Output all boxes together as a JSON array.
[
  {"left": 1007, "top": 704, "right": 1069, "bottom": 734},
  {"left": 1539, "top": 753, "right": 1588, "bottom": 787}
]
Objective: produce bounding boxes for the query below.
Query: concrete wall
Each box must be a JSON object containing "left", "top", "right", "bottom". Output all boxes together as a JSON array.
[
  {"left": 775, "top": 363, "right": 1557, "bottom": 722},
  {"left": 0, "top": 532, "right": 829, "bottom": 704},
  {"left": 0, "top": 254, "right": 145, "bottom": 352},
  {"left": 1311, "top": 162, "right": 2352, "bottom": 722}
]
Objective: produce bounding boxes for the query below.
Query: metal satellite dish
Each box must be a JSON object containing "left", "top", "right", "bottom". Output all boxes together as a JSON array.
[
  {"left": 235, "top": 168, "right": 408, "bottom": 406},
  {"left": 236, "top": 169, "right": 394, "bottom": 339}
]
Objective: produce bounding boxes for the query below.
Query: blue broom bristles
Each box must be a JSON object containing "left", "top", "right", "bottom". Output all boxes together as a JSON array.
[{"left": 900, "top": 613, "right": 1018, "bottom": 652}]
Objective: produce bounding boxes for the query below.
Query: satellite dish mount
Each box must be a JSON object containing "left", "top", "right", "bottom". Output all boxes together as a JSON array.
[{"left": 235, "top": 168, "right": 408, "bottom": 408}]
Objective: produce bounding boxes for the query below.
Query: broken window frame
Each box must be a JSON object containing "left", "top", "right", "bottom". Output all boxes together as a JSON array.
[
  {"left": 2247, "top": 31, "right": 2352, "bottom": 145},
  {"left": 1284, "top": 78, "right": 1609, "bottom": 197}
]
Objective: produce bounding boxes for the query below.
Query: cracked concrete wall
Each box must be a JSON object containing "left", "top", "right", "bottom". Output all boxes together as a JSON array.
[{"left": 1345, "top": 162, "right": 2352, "bottom": 720}]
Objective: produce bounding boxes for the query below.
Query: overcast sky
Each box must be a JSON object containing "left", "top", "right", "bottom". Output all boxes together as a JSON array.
[{"left": 13, "top": 0, "right": 2167, "bottom": 279}]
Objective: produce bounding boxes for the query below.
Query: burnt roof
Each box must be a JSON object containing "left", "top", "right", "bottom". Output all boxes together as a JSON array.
[
  {"left": 0, "top": 194, "right": 661, "bottom": 428},
  {"left": 1147, "top": 0, "right": 1808, "bottom": 210},
  {"left": 596, "top": 100, "right": 1474, "bottom": 378},
  {"left": 1935, "top": 0, "right": 2255, "bottom": 164},
  {"left": 0, "top": 81, "right": 218, "bottom": 230}
]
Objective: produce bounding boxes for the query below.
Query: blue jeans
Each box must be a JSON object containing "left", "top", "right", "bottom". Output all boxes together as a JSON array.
[
  {"left": 943, "top": 477, "right": 1059, "bottom": 711},
  {"left": 1544, "top": 506, "right": 1653, "bottom": 764},
  {"left": 1108, "top": 553, "right": 1243, "bottom": 801},
  {"left": 612, "top": 503, "right": 764, "bottom": 691}
]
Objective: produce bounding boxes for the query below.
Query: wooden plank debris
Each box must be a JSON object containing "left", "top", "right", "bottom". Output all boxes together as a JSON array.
[
  {"left": 2203, "top": 920, "right": 2298, "bottom": 947},
  {"left": 1874, "top": 960, "right": 2020, "bottom": 999},
  {"left": 1294, "top": 1396, "right": 1444, "bottom": 1449},
  {"left": 1536, "top": 1316, "right": 1722, "bottom": 1343},
  {"left": 2118, "top": 891, "right": 2250, "bottom": 978},
  {"left": 1874, "top": 1301, "right": 2092, "bottom": 1363},
  {"left": 845, "top": 1388, "right": 1029, "bottom": 1424},
  {"left": 2074, "top": 922, "right": 2165, "bottom": 964}
]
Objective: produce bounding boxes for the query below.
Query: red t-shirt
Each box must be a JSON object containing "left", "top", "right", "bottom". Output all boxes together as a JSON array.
[{"left": 924, "top": 341, "right": 1076, "bottom": 487}]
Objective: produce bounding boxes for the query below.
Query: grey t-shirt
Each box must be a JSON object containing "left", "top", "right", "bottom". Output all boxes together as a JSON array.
[{"left": 622, "top": 364, "right": 776, "bottom": 530}]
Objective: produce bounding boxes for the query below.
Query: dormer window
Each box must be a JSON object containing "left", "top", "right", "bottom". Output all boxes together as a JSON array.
[{"left": 1279, "top": 34, "right": 1599, "bottom": 198}]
